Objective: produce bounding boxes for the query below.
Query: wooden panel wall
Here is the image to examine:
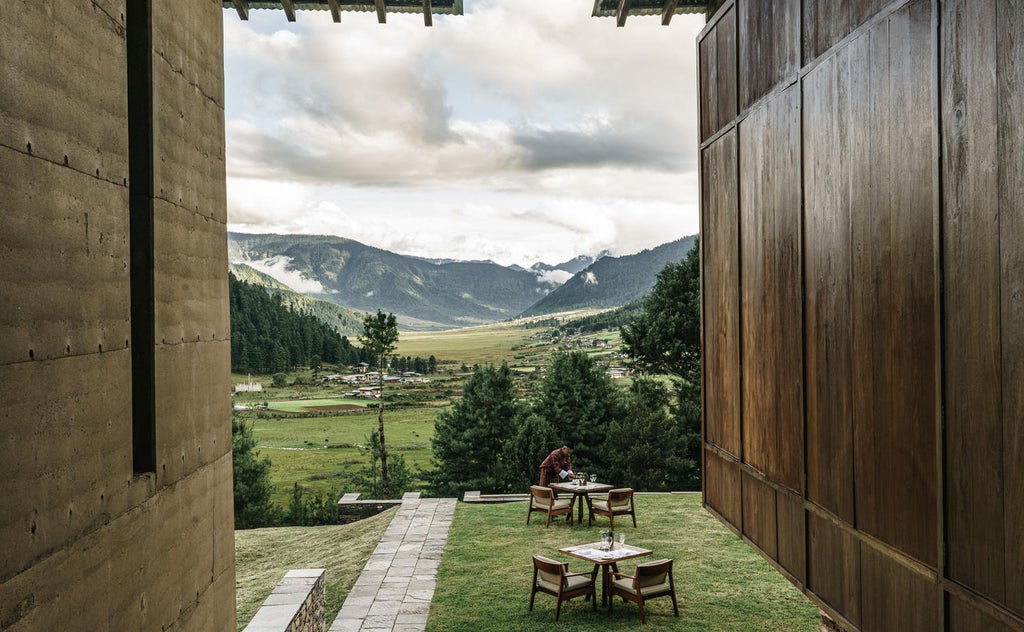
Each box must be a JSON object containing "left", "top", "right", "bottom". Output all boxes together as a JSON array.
[
  {"left": 737, "top": 0, "right": 798, "bottom": 111},
  {"left": 699, "top": 0, "right": 1024, "bottom": 629},
  {"left": 701, "top": 129, "right": 740, "bottom": 456},
  {"left": 738, "top": 84, "right": 802, "bottom": 493},
  {"left": 942, "top": 0, "right": 1024, "bottom": 620}
]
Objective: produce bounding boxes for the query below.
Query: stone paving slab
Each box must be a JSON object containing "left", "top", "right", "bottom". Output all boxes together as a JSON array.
[{"left": 330, "top": 495, "right": 457, "bottom": 632}]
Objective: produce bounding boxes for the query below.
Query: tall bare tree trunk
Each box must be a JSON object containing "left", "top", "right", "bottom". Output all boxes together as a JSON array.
[{"left": 377, "top": 367, "right": 390, "bottom": 498}]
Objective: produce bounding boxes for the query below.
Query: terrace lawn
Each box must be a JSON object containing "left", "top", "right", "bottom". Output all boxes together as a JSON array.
[
  {"left": 426, "top": 494, "right": 819, "bottom": 631},
  {"left": 399, "top": 323, "right": 533, "bottom": 366}
]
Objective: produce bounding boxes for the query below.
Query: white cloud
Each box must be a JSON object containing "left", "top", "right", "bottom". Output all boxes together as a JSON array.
[
  {"left": 583, "top": 271, "right": 598, "bottom": 286},
  {"left": 236, "top": 256, "right": 325, "bottom": 293},
  {"left": 223, "top": 2, "right": 704, "bottom": 267},
  {"left": 536, "top": 269, "right": 575, "bottom": 286}
]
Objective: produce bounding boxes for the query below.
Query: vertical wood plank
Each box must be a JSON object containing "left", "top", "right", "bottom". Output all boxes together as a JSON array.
[
  {"left": 738, "top": 0, "right": 799, "bottom": 110},
  {"left": 717, "top": 7, "right": 738, "bottom": 127},
  {"left": 704, "top": 448, "right": 742, "bottom": 529},
  {"left": 997, "top": 0, "right": 1024, "bottom": 617},
  {"left": 739, "top": 86, "right": 802, "bottom": 492},
  {"left": 700, "top": 28, "right": 719, "bottom": 141},
  {"left": 702, "top": 130, "right": 741, "bottom": 456},
  {"left": 776, "top": 491, "right": 806, "bottom": 583},
  {"left": 802, "top": 50, "right": 855, "bottom": 523},
  {"left": 851, "top": 0, "right": 937, "bottom": 567},
  {"left": 948, "top": 594, "right": 1017, "bottom": 632},
  {"left": 808, "top": 512, "right": 862, "bottom": 627},
  {"left": 741, "top": 472, "right": 778, "bottom": 560},
  {"left": 941, "top": 0, "right": 1006, "bottom": 600},
  {"left": 860, "top": 547, "right": 939, "bottom": 632}
]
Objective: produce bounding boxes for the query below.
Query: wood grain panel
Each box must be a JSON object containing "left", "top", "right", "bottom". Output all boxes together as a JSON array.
[
  {"left": 699, "top": 27, "right": 719, "bottom": 141},
  {"left": 802, "top": 0, "right": 889, "bottom": 64},
  {"left": 948, "top": 593, "right": 1017, "bottom": 632},
  {"left": 716, "top": 7, "right": 737, "bottom": 129},
  {"left": 802, "top": 51, "right": 855, "bottom": 523},
  {"left": 860, "top": 546, "right": 938, "bottom": 632},
  {"left": 702, "top": 130, "right": 741, "bottom": 456},
  {"left": 738, "top": 0, "right": 799, "bottom": 110},
  {"left": 850, "top": 1, "right": 936, "bottom": 566},
  {"left": 739, "top": 86, "right": 803, "bottom": 492},
  {"left": 808, "top": 512, "right": 861, "bottom": 627},
  {"left": 776, "top": 491, "right": 805, "bottom": 583},
  {"left": 704, "top": 448, "right": 742, "bottom": 529},
  {"left": 741, "top": 472, "right": 777, "bottom": 560},
  {"left": 941, "top": 0, "right": 1006, "bottom": 600},
  {"left": 997, "top": 1, "right": 1024, "bottom": 617}
]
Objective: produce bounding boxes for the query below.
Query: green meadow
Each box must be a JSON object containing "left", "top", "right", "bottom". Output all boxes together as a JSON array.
[{"left": 234, "top": 316, "right": 629, "bottom": 507}]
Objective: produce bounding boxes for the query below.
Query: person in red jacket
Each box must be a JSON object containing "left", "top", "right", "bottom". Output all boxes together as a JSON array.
[{"left": 539, "top": 443, "right": 574, "bottom": 487}]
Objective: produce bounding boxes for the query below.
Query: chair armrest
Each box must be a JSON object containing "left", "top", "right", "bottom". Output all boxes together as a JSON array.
[
  {"left": 609, "top": 572, "right": 634, "bottom": 580},
  {"left": 564, "top": 572, "right": 592, "bottom": 578}
]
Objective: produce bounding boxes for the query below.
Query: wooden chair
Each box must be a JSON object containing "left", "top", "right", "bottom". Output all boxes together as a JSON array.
[
  {"left": 526, "top": 485, "right": 575, "bottom": 527},
  {"left": 588, "top": 487, "right": 637, "bottom": 530},
  {"left": 608, "top": 558, "right": 679, "bottom": 623},
  {"left": 529, "top": 555, "right": 596, "bottom": 620}
]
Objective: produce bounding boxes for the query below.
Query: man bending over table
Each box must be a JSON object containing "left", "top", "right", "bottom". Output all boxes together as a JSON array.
[{"left": 539, "top": 443, "right": 574, "bottom": 487}]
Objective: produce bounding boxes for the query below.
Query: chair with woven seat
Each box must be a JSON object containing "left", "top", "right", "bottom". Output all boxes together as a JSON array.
[
  {"left": 608, "top": 558, "right": 679, "bottom": 623},
  {"left": 588, "top": 487, "right": 637, "bottom": 530},
  {"left": 526, "top": 485, "right": 575, "bottom": 527},
  {"left": 529, "top": 555, "right": 596, "bottom": 620}
]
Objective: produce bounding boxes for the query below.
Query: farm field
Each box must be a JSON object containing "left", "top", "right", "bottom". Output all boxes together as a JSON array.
[{"left": 233, "top": 316, "right": 628, "bottom": 507}]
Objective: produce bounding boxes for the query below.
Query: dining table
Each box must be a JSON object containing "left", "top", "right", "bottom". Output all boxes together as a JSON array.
[
  {"left": 548, "top": 480, "right": 613, "bottom": 525},
  {"left": 559, "top": 541, "right": 653, "bottom": 606}
]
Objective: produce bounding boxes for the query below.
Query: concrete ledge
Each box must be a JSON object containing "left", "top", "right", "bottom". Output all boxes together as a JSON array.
[
  {"left": 462, "top": 491, "right": 529, "bottom": 503},
  {"left": 243, "top": 568, "right": 326, "bottom": 632}
]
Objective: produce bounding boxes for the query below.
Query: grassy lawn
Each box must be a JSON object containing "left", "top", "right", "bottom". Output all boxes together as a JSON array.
[
  {"left": 245, "top": 406, "right": 439, "bottom": 505},
  {"left": 234, "top": 507, "right": 398, "bottom": 631},
  {"left": 266, "top": 398, "right": 371, "bottom": 413},
  {"left": 427, "top": 494, "right": 819, "bottom": 631}
]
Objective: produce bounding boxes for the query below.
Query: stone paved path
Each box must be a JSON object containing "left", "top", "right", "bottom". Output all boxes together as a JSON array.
[{"left": 329, "top": 494, "right": 457, "bottom": 632}]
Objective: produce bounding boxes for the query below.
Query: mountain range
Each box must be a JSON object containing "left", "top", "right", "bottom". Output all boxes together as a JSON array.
[{"left": 228, "top": 232, "right": 696, "bottom": 332}]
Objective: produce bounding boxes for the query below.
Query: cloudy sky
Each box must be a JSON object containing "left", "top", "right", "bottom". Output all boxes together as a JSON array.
[{"left": 223, "top": 1, "right": 704, "bottom": 268}]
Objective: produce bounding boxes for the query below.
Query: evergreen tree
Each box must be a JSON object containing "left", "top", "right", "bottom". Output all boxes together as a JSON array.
[
  {"left": 534, "top": 351, "right": 625, "bottom": 475},
  {"left": 426, "top": 363, "right": 524, "bottom": 496},
  {"left": 620, "top": 240, "right": 702, "bottom": 490},
  {"left": 503, "top": 412, "right": 559, "bottom": 491},
  {"left": 232, "top": 416, "right": 281, "bottom": 528},
  {"left": 351, "top": 432, "right": 412, "bottom": 498}
]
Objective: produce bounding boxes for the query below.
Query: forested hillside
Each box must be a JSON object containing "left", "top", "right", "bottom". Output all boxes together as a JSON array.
[{"left": 229, "top": 272, "right": 369, "bottom": 373}]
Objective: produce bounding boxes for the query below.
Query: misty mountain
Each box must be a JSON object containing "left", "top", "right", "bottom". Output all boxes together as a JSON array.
[
  {"left": 229, "top": 263, "right": 365, "bottom": 336},
  {"left": 518, "top": 235, "right": 697, "bottom": 317},
  {"left": 228, "top": 233, "right": 560, "bottom": 330}
]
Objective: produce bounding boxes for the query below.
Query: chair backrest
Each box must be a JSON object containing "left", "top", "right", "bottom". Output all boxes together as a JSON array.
[
  {"left": 635, "top": 558, "right": 672, "bottom": 589},
  {"left": 608, "top": 488, "right": 634, "bottom": 509},
  {"left": 530, "top": 485, "right": 553, "bottom": 508},
  {"left": 533, "top": 555, "right": 566, "bottom": 587}
]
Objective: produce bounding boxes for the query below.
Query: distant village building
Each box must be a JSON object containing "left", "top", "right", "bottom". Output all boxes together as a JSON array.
[{"left": 234, "top": 375, "right": 264, "bottom": 393}]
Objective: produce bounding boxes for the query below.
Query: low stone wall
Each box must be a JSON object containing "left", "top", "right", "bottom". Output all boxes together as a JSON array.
[{"left": 243, "top": 569, "right": 326, "bottom": 632}]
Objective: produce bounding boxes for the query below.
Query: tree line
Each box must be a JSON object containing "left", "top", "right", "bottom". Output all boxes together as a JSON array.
[{"left": 229, "top": 272, "right": 370, "bottom": 373}]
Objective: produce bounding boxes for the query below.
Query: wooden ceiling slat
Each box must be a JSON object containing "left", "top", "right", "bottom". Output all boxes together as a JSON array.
[
  {"left": 231, "top": 0, "right": 249, "bottom": 20},
  {"left": 328, "top": 0, "right": 342, "bottom": 22},
  {"left": 661, "top": 0, "right": 678, "bottom": 25},
  {"left": 617, "top": 0, "right": 631, "bottom": 27},
  {"left": 280, "top": 0, "right": 296, "bottom": 21},
  {"left": 375, "top": 0, "right": 387, "bottom": 23},
  {"left": 423, "top": 0, "right": 432, "bottom": 27}
]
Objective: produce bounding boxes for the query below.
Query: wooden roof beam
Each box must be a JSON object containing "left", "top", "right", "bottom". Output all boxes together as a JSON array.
[
  {"left": 231, "top": 0, "right": 249, "bottom": 20},
  {"left": 423, "top": 0, "right": 433, "bottom": 27},
  {"left": 328, "top": 0, "right": 341, "bottom": 22},
  {"left": 616, "top": 0, "right": 630, "bottom": 27},
  {"left": 280, "top": 0, "right": 296, "bottom": 22},
  {"left": 375, "top": 0, "right": 387, "bottom": 23},
  {"left": 661, "top": 0, "right": 678, "bottom": 25}
]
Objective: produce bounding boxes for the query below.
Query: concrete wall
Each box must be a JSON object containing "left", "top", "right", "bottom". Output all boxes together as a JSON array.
[{"left": 0, "top": 0, "right": 233, "bottom": 629}]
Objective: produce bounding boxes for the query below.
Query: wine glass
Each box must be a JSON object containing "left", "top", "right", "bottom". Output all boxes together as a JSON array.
[
  {"left": 618, "top": 533, "right": 626, "bottom": 547},
  {"left": 590, "top": 473, "right": 597, "bottom": 483}
]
